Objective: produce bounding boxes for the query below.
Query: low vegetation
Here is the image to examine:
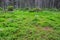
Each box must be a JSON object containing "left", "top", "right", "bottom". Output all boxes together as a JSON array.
[{"left": 0, "top": 9, "right": 60, "bottom": 40}]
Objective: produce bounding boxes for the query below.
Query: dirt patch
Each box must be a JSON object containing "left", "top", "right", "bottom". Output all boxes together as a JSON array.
[
  {"left": 42, "top": 27, "right": 53, "bottom": 31},
  {"left": 35, "top": 26, "right": 53, "bottom": 32}
]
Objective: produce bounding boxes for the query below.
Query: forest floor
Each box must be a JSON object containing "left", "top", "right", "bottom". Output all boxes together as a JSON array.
[{"left": 0, "top": 10, "right": 60, "bottom": 40}]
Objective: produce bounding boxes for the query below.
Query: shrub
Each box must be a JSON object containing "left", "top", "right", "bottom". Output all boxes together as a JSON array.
[
  {"left": 7, "top": 6, "right": 14, "bottom": 11},
  {"left": 48, "top": 8, "right": 58, "bottom": 11},
  {"left": 0, "top": 7, "right": 3, "bottom": 11},
  {"left": 23, "top": 7, "right": 30, "bottom": 11},
  {"left": 29, "top": 8, "right": 42, "bottom": 12}
]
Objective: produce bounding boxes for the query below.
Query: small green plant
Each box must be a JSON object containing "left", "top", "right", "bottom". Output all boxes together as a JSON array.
[{"left": 31, "top": 18, "right": 40, "bottom": 27}]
